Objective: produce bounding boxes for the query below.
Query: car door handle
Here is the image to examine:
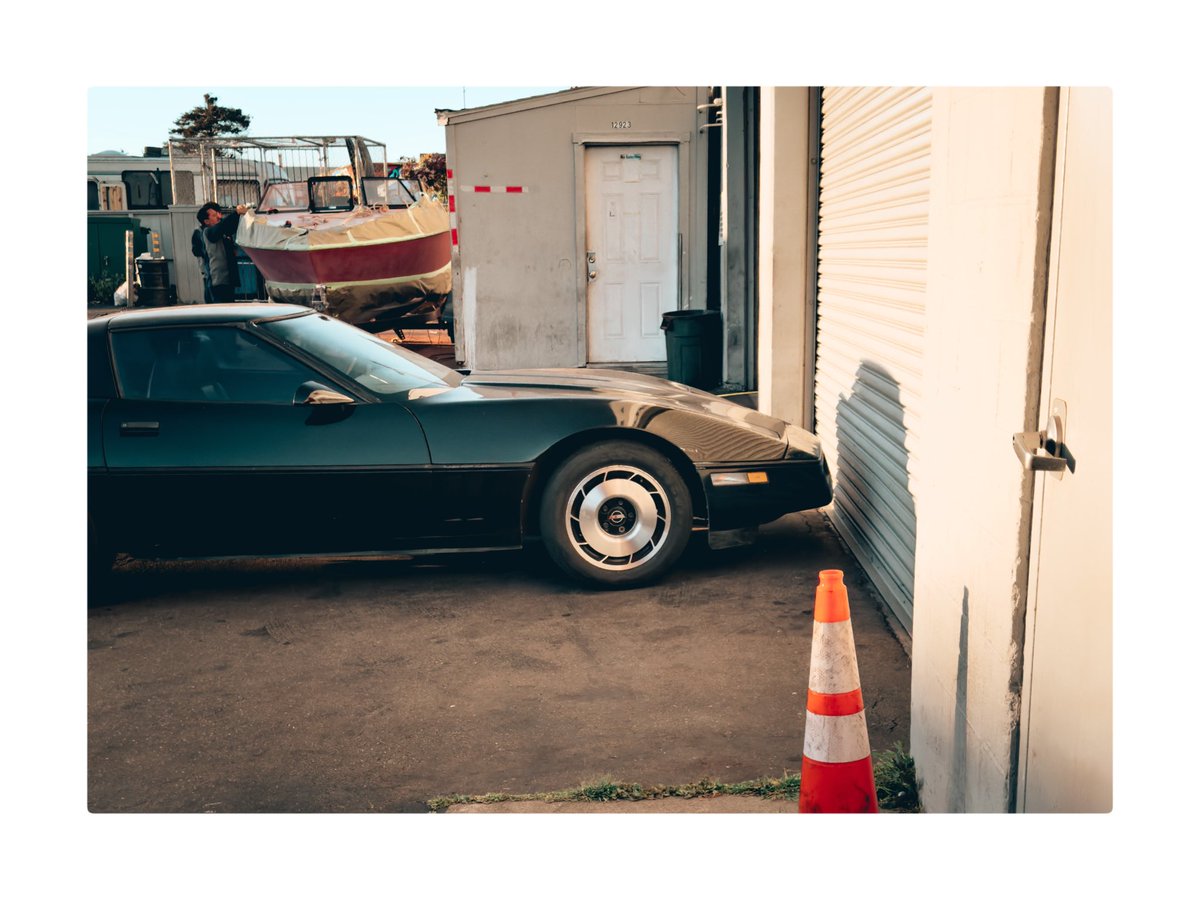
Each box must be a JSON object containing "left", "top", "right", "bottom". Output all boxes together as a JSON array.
[{"left": 120, "top": 421, "right": 160, "bottom": 437}]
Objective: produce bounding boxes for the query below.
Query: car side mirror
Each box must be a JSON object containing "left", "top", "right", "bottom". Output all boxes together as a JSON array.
[{"left": 294, "top": 381, "right": 354, "bottom": 406}]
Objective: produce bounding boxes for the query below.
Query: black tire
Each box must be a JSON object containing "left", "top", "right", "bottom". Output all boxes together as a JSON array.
[{"left": 539, "top": 441, "right": 693, "bottom": 587}]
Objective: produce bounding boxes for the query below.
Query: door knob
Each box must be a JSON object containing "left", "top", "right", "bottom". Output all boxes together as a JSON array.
[{"left": 1013, "top": 399, "right": 1074, "bottom": 479}]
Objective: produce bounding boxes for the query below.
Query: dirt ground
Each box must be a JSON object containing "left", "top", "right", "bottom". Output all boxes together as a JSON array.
[{"left": 87, "top": 510, "right": 911, "bottom": 813}]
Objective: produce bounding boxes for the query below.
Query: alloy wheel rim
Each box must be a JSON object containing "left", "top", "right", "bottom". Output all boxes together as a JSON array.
[{"left": 565, "top": 464, "right": 671, "bottom": 570}]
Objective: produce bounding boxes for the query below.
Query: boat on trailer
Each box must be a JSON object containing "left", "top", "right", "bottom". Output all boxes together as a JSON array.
[{"left": 179, "top": 135, "right": 452, "bottom": 331}]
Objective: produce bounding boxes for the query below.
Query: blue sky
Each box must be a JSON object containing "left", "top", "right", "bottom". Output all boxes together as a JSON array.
[{"left": 88, "top": 86, "right": 570, "bottom": 160}]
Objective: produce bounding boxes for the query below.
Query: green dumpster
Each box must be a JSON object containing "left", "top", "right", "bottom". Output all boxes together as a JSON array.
[
  {"left": 87, "top": 216, "right": 148, "bottom": 284},
  {"left": 660, "top": 309, "right": 721, "bottom": 389}
]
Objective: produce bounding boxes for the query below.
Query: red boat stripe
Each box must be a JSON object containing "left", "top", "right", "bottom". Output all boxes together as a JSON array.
[
  {"left": 243, "top": 231, "right": 450, "bottom": 284},
  {"left": 263, "top": 261, "right": 451, "bottom": 292},
  {"left": 807, "top": 688, "right": 864, "bottom": 717}
]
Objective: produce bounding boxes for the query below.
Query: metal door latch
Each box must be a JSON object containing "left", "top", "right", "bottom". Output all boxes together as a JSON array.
[
  {"left": 586, "top": 251, "right": 597, "bottom": 282},
  {"left": 1013, "top": 399, "right": 1075, "bottom": 479}
]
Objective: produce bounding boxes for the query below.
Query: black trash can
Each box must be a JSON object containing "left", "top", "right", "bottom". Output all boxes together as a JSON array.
[
  {"left": 135, "top": 258, "right": 173, "bottom": 307},
  {"left": 660, "top": 309, "right": 721, "bottom": 389}
]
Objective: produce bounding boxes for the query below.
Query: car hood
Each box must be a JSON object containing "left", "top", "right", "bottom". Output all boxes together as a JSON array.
[
  {"left": 460, "top": 367, "right": 793, "bottom": 442},
  {"left": 465, "top": 366, "right": 709, "bottom": 396}
]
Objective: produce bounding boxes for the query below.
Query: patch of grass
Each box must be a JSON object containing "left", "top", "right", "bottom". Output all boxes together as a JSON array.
[
  {"left": 873, "top": 743, "right": 922, "bottom": 812},
  {"left": 579, "top": 778, "right": 635, "bottom": 802},
  {"left": 427, "top": 773, "right": 802, "bottom": 812},
  {"left": 429, "top": 748, "right": 922, "bottom": 812},
  {"left": 725, "top": 775, "right": 802, "bottom": 798}
]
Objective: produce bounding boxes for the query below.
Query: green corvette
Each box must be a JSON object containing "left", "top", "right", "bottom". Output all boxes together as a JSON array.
[{"left": 88, "top": 304, "right": 832, "bottom": 589}]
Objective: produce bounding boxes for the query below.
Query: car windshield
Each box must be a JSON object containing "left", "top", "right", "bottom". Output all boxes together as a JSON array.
[{"left": 257, "top": 312, "right": 461, "bottom": 395}]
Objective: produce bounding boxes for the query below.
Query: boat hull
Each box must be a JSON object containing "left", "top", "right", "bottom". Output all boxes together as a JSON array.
[
  {"left": 244, "top": 230, "right": 450, "bottom": 287},
  {"left": 237, "top": 201, "right": 453, "bottom": 328}
]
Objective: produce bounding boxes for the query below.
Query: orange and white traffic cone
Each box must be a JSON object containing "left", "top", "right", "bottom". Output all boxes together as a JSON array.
[{"left": 798, "top": 569, "right": 878, "bottom": 813}]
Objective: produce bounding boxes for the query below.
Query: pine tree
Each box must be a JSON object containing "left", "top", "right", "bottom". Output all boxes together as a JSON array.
[{"left": 170, "top": 94, "right": 251, "bottom": 153}]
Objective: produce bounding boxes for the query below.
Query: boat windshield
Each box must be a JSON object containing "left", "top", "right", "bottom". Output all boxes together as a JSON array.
[
  {"left": 310, "top": 177, "right": 354, "bottom": 212},
  {"left": 362, "top": 177, "right": 418, "bottom": 208},
  {"left": 260, "top": 181, "right": 308, "bottom": 212},
  {"left": 257, "top": 312, "right": 462, "bottom": 394}
]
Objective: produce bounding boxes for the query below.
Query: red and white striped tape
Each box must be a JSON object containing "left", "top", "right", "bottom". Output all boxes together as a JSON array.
[
  {"left": 447, "top": 168, "right": 458, "bottom": 247},
  {"left": 463, "top": 185, "right": 527, "bottom": 193},
  {"left": 446, "top": 169, "right": 527, "bottom": 249}
]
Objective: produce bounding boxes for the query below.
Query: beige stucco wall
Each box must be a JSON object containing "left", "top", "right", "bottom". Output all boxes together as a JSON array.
[
  {"left": 757, "top": 88, "right": 814, "bottom": 429},
  {"left": 757, "top": 87, "right": 1057, "bottom": 812},
  {"left": 443, "top": 87, "right": 709, "bottom": 370},
  {"left": 908, "top": 87, "right": 1056, "bottom": 812}
]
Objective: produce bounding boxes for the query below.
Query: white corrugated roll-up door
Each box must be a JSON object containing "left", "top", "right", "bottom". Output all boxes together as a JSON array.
[{"left": 813, "top": 87, "right": 932, "bottom": 631}]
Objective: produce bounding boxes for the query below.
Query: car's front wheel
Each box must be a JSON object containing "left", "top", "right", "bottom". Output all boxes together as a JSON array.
[{"left": 539, "top": 441, "right": 693, "bottom": 587}]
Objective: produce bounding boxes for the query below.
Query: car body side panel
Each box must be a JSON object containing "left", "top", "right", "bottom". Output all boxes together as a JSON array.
[
  {"left": 88, "top": 306, "right": 833, "bottom": 564},
  {"left": 401, "top": 385, "right": 824, "bottom": 539},
  {"left": 88, "top": 399, "right": 108, "bottom": 470},
  {"left": 401, "top": 390, "right": 823, "bottom": 540},
  {"left": 94, "top": 399, "right": 436, "bottom": 557},
  {"left": 415, "top": 465, "right": 531, "bottom": 546},
  {"left": 406, "top": 389, "right": 789, "bottom": 466}
]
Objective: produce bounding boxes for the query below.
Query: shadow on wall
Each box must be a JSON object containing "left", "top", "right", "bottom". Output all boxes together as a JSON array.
[
  {"left": 832, "top": 362, "right": 917, "bottom": 618},
  {"left": 951, "top": 587, "right": 970, "bottom": 812}
]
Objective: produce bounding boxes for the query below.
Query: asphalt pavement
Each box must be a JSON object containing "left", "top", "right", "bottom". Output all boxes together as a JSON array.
[{"left": 88, "top": 501, "right": 911, "bottom": 815}]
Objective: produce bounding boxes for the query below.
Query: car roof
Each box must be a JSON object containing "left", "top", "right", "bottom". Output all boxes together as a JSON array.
[{"left": 91, "top": 303, "right": 313, "bottom": 332}]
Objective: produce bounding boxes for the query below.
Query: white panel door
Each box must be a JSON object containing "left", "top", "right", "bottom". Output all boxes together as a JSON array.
[
  {"left": 1017, "top": 88, "right": 1112, "bottom": 812},
  {"left": 584, "top": 145, "right": 679, "bottom": 363}
]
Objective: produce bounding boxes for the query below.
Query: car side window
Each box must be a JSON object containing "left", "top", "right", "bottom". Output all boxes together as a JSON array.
[{"left": 112, "top": 326, "right": 333, "bottom": 405}]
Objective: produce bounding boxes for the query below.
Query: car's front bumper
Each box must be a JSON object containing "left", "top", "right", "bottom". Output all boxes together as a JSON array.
[{"left": 697, "top": 455, "right": 833, "bottom": 531}]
